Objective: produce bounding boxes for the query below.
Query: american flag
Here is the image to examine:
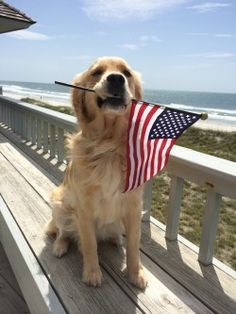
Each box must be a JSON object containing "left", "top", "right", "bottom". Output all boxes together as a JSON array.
[{"left": 124, "top": 101, "right": 201, "bottom": 192}]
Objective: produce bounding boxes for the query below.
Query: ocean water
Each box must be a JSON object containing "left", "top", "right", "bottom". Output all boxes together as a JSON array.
[{"left": 1, "top": 80, "right": 236, "bottom": 126}]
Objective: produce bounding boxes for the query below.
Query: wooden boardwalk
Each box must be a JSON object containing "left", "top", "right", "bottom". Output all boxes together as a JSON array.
[{"left": 0, "top": 131, "right": 236, "bottom": 313}]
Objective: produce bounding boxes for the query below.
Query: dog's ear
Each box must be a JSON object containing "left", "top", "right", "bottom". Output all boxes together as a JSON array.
[
  {"left": 71, "top": 72, "right": 85, "bottom": 120},
  {"left": 132, "top": 70, "right": 143, "bottom": 100},
  {"left": 71, "top": 71, "right": 96, "bottom": 123}
]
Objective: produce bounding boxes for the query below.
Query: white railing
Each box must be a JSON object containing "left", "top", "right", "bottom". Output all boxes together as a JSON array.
[
  {"left": 166, "top": 146, "right": 236, "bottom": 264},
  {"left": 0, "top": 95, "right": 236, "bottom": 266},
  {"left": 0, "top": 96, "right": 76, "bottom": 162}
]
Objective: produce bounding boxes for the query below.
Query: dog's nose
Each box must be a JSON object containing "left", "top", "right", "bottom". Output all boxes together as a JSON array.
[{"left": 107, "top": 74, "right": 125, "bottom": 87}]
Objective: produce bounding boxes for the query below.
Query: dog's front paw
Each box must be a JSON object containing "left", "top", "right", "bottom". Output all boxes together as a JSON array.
[
  {"left": 82, "top": 267, "right": 103, "bottom": 287},
  {"left": 52, "top": 238, "right": 69, "bottom": 258},
  {"left": 128, "top": 268, "right": 148, "bottom": 290}
]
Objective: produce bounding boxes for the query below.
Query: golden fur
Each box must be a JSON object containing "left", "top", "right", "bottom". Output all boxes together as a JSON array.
[{"left": 46, "top": 57, "right": 147, "bottom": 289}]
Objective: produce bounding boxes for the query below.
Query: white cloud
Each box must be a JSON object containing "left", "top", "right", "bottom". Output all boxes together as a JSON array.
[
  {"left": 119, "top": 43, "right": 139, "bottom": 50},
  {"left": 190, "top": 2, "right": 231, "bottom": 13},
  {"left": 139, "top": 35, "right": 161, "bottom": 43},
  {"left": 188, "top": 32, "right": 233, "bottom": 38},
  {"left": 214, "top": 33, "right": 233, "bottom": 38},
  {"left": 82, "top": 0, "right": 187, "bottom": 21},
  {"left": 6, "top": 30, "right": 50, "bottom": 40},
  {"left": 120, "top": 34, "right": 161, "bottom": 50},
  {"left": 184, "top": 52, "right": 235, "bottom": 58}
]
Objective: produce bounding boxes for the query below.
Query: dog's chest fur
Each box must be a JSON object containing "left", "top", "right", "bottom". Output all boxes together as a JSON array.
[{"left": 83, "top": 116, "right": 128, "bottom": 224}]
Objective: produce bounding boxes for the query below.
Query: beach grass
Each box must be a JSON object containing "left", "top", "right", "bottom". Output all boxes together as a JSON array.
[
  {"left": 20, "top": 97, "right": 74, "bottom": 115},
  {"left": 21, "top": 97, "right": 236, "bottom": 270}
]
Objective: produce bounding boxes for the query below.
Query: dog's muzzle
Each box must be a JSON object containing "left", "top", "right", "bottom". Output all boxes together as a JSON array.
[
  {"left": 96, "top": 73, "right": 130, "bottom": 110},
  {"left": 106, "top": 74, "right": 125, "bottom": 97}
]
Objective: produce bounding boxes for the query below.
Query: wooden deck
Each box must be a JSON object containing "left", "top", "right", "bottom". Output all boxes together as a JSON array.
[
  {"left": 0, "top": 243, "right": 29, "bottom": 314},
  {"left": 0, "top": 131, "right": 236, "bottom": 314}
]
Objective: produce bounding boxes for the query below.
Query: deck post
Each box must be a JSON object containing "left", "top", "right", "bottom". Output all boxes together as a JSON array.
[
  {"left": 165, "top": 176, "right": 184, "bottom": 241},
  {"left": 43, "top": 121, "right": 49, "bottom": 153},
  {"left": 37, "top": 118, "right": 42, "bottom": 149},
  {"left": 57, "top": 128, "right": 64, "bottom": 163},
  {"left": 22, "top": 113, "right": 27, "bottom": 139},
  {"left": 50, "top": 124, "right": 56, "bottom": 158},
  {"left": 26, "top": 113, "right": 31, "bottom": 142},
  {"left": 198, "top": 189, "right": 222, "bottom": 265}
]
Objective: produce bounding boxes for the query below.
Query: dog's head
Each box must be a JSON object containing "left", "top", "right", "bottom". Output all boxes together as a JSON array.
[{"left": 71, "top": 57, "right": 142, "bottom": 125}]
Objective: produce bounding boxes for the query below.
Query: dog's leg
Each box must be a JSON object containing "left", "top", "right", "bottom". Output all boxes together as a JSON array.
[
  {"left": 45, "top": 217, "right": 70, "bottom": 257},
  {"left": 52, "top": 229, "right": 70, "bottom": 258},
  {"left": 53, "top": 236, "right": 70, "bottom": 258},
  {"left": 123, "top": 199, "right": 147, "bottom": 290},
  {"left": 76, "top": 209, "right": 102, "bottom": 287},
  {"left": 45, "top": 219, "right": 58, "bottom": 237}
]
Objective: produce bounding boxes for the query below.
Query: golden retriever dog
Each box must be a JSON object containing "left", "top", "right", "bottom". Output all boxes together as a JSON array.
[{"left": 46, "top": 57, "right": 147, "bottom": 289}]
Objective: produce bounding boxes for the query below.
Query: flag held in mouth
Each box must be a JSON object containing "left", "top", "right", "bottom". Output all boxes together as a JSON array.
[{"left": 124, "top": 101, "right": 201, "bottom": 192}]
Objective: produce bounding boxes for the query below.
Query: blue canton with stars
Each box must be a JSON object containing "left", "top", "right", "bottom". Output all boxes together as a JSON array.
[{"left": 148, "top": 107, "right": 200, "bottom": 139}]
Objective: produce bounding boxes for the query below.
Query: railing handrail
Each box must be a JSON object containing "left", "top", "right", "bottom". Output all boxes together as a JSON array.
[
  {"left": 167, "top": 145, "right": 236, "bottom": 199},
  {"left": 170, "top": 145, "right": 236, "bottom": 179}
]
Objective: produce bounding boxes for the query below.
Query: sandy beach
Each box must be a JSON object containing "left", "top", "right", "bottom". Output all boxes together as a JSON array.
[
  {"left": 2, "top": 92, "right": 236, "bottom": 132},
  {"left": 2, "top": 91, "right": 71, "bottom": 108}
]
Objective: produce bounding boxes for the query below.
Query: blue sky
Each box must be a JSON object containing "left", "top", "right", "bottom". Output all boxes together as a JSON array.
[{"left": 1, "top": 0, "right": 236, "bottom": 93}]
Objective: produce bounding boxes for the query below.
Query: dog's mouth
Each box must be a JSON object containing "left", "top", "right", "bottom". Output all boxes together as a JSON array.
[{"left": 97, "top": 96, "right": 128, "bottom": 110}]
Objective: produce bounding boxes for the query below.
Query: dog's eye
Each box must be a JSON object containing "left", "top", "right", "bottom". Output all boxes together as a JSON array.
[
  {"left": 92, "top": 68, "right": 103, "bottom": 76},
  {"left": 123, "top": 69, "right": 132, "bottom": 77}
]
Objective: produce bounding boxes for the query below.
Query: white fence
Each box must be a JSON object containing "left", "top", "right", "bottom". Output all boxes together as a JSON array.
[{"left": 0, "top": 95, "right": 236, "bottom": 266}]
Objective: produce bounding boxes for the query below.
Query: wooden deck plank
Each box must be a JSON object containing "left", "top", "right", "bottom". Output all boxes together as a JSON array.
[
  {"left": 0, "top": 147, "right": 142, "bottom": 314},
  {"left": 0, "top": 243, "right": 30, "bottom": 314},
  {"left": 141, "top": 221, "right": 236, "bottom": 314},
  {"left": 0, "top": 134, "right": 214, "bottom": 314}
]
